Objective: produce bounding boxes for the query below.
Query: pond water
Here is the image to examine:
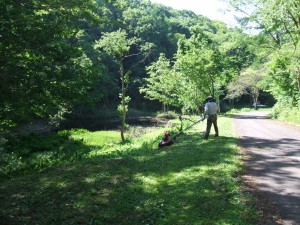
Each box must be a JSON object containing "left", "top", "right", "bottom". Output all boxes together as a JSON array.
[{"left": 60, "top": 116, "right": 169, "bottom": 131}]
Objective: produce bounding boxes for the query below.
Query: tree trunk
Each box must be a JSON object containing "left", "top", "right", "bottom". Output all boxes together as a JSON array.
[
  {"left": 120, "top": 62, "right": 125, "bottom": 142},
  {"left": 251, "top": 88, "right": 260, "bottom": 110},
  {"left": 210, "top": 76, "right": 215, "bottom": 98},
  {"left": 163, "top": 103, "right": 166, "bottom": 112},
  {"left": 297, "top": 74, "right": 300, "bottom": 93}
]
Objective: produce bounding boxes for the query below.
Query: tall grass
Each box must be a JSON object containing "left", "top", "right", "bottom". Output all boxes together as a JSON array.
[{"left": 271, "top": 107, "right": 300, "bottom": 126}]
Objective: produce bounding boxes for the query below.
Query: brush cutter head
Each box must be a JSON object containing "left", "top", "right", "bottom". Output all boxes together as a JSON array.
[
  {"left": 158, "top": 131, "right": 174, "bottom": 147},
  {"left": 164, "top": 131, "right": 170, "bottom": 137}
]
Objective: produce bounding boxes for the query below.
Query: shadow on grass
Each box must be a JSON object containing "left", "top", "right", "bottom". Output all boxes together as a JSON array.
[{"left": 0, "top": 132, "right": 257, "bottom": 225}]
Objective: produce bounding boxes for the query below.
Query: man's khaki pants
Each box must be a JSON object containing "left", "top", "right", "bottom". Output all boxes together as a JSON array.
[{"left": 204, "top": 114, "right": 219, "bottom": 139}]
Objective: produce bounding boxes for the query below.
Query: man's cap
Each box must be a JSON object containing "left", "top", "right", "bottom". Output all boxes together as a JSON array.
[{"left": 206, "top": 96, "right": 213, "bottom": 102}]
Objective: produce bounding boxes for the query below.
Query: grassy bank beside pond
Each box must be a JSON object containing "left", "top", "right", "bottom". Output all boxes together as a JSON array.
[{"left": 0, "top": 115, "right": 258, "bottom": 225}]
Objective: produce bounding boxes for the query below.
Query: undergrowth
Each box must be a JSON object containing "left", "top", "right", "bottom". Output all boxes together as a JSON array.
[{"left": 271, "top": 106, "right": 300, "bottom": 126}]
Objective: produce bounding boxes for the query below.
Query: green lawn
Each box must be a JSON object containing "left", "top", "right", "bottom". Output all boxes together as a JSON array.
[{"left": 0, "top": 116, "right": 258, "bottom": 225}]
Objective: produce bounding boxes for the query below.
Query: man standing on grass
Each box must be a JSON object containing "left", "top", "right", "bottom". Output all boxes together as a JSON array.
[{"left": 200, "top": 96, "right": 219, "bottom": 139}]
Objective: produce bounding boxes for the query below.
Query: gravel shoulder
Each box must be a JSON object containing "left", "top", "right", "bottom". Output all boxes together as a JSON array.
[{"left": 233, "top": 111, "right": 300, "bottom": 225}]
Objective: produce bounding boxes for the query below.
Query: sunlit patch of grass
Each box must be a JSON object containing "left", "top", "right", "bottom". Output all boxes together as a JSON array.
[
  {"left": 70, "top": 130, "right": 120, "bottom": 147},
  {"left": 135, "top": 174, "right": 160, "bottom": 193},
  {"left": 85, "top": 127, "right": 166, "bottom": 158}
]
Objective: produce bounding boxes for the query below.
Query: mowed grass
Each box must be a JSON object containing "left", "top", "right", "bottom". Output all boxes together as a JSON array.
[{"left": 0, "top": 116, "right": 258, "bottom": 225}]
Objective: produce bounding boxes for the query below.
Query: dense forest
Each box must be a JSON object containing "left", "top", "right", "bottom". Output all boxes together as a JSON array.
[{"left": 1, "top": 0, "right": 300, "bottom": 134}]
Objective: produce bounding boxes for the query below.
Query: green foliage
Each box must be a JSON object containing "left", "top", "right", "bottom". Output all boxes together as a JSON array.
[
  {"left": 180, "top": 24, "right": 257, "bottom": 111},
  {"left": 140, "top": 54, "right": 179, "bottom": 107},
  {"left": 270, "top": 102, "right": 300, "bottom": 125},
  {"left": 227, "top": 0, "right": 300, "bottom": 109},
  {"left": 262, "top": 46, "right": 300, "bottom": 107},
  {"left": 226, "top": 67, "right": 264, "bottom": 105},
  {"left": 140, "top": 20, "right": 258, "bottom": 114},
  {"left": 0, "top": 0, "right": 103, "bottom": 129},
  {"left": 122, "top": 0, "right": 183, "bottom": 58},
  {"left": 276, "top": 107, "right": 300, "bottom": 125},
  {"left": 95, "top": 29, "right": 137, "bottom": 59},
  {"left": 250, "top": 0, "right": 300, "bottom": 46}
]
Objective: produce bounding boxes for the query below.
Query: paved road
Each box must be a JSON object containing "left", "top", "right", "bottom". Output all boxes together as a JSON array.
[{"left": 233, "top": 111, "right": 300, "bottom": 225}]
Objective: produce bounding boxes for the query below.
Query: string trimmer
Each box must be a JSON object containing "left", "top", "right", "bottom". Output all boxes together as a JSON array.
[{"left": 158, "top": 115, "right": 202, "bottom": 147}]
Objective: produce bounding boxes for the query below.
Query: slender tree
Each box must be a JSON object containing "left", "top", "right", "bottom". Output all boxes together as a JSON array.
[
  {"left": 140, "top": 54, "right": 180, "bottom": 111},
  {"left": 95, "top": 29, "right": 152, "bottom": 141}
]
